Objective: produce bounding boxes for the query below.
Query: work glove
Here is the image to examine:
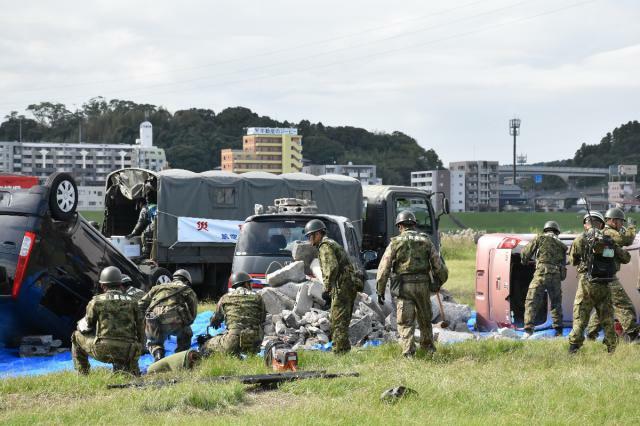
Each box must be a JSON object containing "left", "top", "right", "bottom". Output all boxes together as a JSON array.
[
  {"left": 377, "top": 294, "right": 385, "bottom": 305},
  {"left": 321, "top": 291, "right": 331, "bottom": 307}
]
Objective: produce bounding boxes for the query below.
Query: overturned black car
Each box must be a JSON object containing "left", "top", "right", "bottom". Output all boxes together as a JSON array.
[{"left": 0, "top": 173, "right": 162, "bottom": 346}]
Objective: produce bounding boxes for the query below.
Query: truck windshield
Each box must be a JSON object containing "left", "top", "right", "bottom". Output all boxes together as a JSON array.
[
  {"left": 396, "top": 196, "right": 433, "bottom": 235},
  {"left": 236, "top": 218, "right": 342, "bottom": 256}
]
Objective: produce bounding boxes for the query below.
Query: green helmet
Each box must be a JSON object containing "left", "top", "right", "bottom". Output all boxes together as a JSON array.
[
  {"left": 605, "top": 207, "right": 625, "bottom": 221},
  {"left": 99, "top": 266, "right": 122, "bottom": 286},
  {"left": 230, "top": 271, "right": 252, "bottom": 288},
  {"left": 121, "top": 274, "right": 132, "bottom": 285},
  {"left": 583, "top": 211, "right": 604, "bottom": 224},
  {"left": 304, "top": 219, "right": 326, "bottom": 236},
  {"left": 173, "top": 269, "right": 192, "bottom": 284},
  {"left": 543, "top": 221, "right": 560, "bottom": 234},
  {"left": 395, "top": 210, "right": 417, "bottom": 226}
]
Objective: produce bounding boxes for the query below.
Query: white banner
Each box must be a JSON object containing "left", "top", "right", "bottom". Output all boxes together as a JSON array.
[{"left": 177, "top": 217, "right": 244, "bottom": 243}]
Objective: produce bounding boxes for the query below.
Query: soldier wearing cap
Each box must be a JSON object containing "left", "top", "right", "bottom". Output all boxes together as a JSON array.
[
  {"left": 201, "top": 272, "right": 266, "bottom": 356},
  {"left": 586, "top": 207, "right": 639, "bottom": 342},
  {"left": 520, "top": 221, "right": 568, "bottom": 337},
  {"left": 376, "top": 211, "right": 448, "bottom": 357},
  {"left": 71, "top": 266, "right": 144, "bottom": 375},
  {"left": 568, "top": 211, "right": 630, "bottom": 353},
  {"left": 138, "top": 269, "right": 198, "bottom": 361},
  {"left": 305, "top": 219, "right": 363, "bottom": 354}
]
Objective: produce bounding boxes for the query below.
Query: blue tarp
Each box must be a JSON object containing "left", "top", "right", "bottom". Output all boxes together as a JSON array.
[{"left": 0, "top": 311, "right": 218, "bottom": 378}]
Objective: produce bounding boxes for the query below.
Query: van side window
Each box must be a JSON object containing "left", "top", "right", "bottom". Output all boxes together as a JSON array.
[
  {"left": 395, "top": 196, "right": 433, "bottom": 235},
  {"left": 213, "top": 187, "right": 236, "bottom": 207}
]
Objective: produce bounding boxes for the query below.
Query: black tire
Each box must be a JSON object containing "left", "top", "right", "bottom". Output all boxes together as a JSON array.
[
  {"left": 46, "top": 172, "right": 78, "bottom": 221},
  {"left": 149, "top": 266, "right": 172, "bottom": 289}
]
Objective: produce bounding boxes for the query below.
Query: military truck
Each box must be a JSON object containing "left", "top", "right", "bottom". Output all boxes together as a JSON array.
[
  {"left": 102, "top": 169, "right": 363, "bottom": 297},
  {"left": 361, "top": 185, "right": 449, "bottom": 267}
]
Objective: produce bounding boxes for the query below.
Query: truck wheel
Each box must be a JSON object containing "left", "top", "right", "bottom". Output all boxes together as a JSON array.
[
  {"left": 46, "top": 172, "right": 78, "bottom": 221},
  {"left": 149, "top": 267, "right": 172, "bottom": 288}
]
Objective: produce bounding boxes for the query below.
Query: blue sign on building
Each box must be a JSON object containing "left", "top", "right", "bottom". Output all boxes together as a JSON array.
[{"left": 534, "top": 174, "right": 543, "bottom": 184}]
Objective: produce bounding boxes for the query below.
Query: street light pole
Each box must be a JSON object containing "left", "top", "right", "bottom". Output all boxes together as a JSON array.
[{"left": 509, "top": 118, "right": 521, "bottom": 185}]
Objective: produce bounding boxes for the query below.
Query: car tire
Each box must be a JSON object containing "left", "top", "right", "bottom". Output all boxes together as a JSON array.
[
  {"left": 149, "top": 266, "right": 172, "bottom": 288},
  {"left": 46, "top": 172, "right": 78, "bottom": 221}
]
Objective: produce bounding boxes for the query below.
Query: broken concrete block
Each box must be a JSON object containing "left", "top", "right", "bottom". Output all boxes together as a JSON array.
[
  {"left": 385, "top": 312, "right": 397, "bottom": 331},
  {"left": 441, "top": 301, "right": 472, "bottom": 325},
  {"left": 282, "top": 310, "right": 301, "bottom": 328},
  {"left": 355, "top": 292, "right": 386, "bottom": 322},
  {"left": 349, "top": 314, "right": 372, "bottom": 345},
  {"left": 292, "top": 241, "right": 318, "bottom": 274},
  {"left": 307, "top": 280, "right": 325, "bottom": 304},
  {"left": 293, "top": 282, "right": 313, "bottom": 316},
  {"left": 274, "top": 282, "right": 302, "bottom": 300},
  {"left": 317, "top": 317, "right": 331, "bottom": 332},
  {"left": 310, "top": 259, "right": 324, "bottom": 286},
  {"left": 275, "top": 320, "right": 287, "bottom": 335},
  {"left": 316, "top": 332, "right": 330, "bottom": 344},
  {"left": 433, "top": 328, "right": 476, "bottom": 344},
  {"left": 261, "top": 287, "right": 295, "bottom": 315},
  {"left": 267, "top": 261, "right": 306, "bottom": 287}
]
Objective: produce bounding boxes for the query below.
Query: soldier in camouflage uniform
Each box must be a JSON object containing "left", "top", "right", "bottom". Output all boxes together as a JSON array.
[
  {"left": 305, "top": 219, "right": 363, "bottom": 354},
  {"left": 122, "top": 275, "right": 145, "bottom": 301},
  {"left": 126, "top": 181, "right": 157, "bottom": 258},
  {"left": 138, "top": 269, "right": 198, "bottom": 361},
  {"left": 520, "top": 221, "right": 567, "bottom": 337},
  {"left": 201, "top": 272, "right": 266, "bottom": 356},
  {"left": 376, "top": 211, "right": 448, "bottom": 357},
  {"left": 568, "top": 212, "right": 630, "bottom": 353},
  {"left": 71, "top": 266, "right": 144, "bottom": 375},
  {"left": 586, "top": 208, "right": 640, "bottom": 341}
]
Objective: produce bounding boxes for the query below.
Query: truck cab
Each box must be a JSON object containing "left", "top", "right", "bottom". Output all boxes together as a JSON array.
[{"left": 362, "top": 185, "right": 448, "bottom": 266}]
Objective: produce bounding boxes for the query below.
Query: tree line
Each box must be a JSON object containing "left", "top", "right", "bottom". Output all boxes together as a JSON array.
[{"left": 0, "top": 97, "right": 442, "bottom": 185}]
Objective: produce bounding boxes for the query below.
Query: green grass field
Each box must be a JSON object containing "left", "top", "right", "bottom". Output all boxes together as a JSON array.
[{"left": 21, "top": 215, "right": 634, "bottom": 424}]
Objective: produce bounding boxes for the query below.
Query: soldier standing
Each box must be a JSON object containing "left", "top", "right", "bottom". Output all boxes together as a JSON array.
[
  {"left": 126, "top": 181, "right": 157, "bottom": 258},
  {"left": 71, "top": 266, "right": 144, "bottom": 375},
  {"left": 520, "top": 221, "right": 567, "bottom": 337},
  {"left": 138, "top": 269, "right": 198, "bottom": 361},
  {"left": 305, "top": 219, "right": 363, "bottom": 354},
  {"left": 586, "top": 208, "right": 640, "bottom": 341},
  {"left": 201, "top": 272, "right": 266, "bottom": 356},
  {"left": 568, "top": 212, "right": 630, "bottom": 353},
  {"left": 376, "top": 211, "right": 448, "bottom": 357}
]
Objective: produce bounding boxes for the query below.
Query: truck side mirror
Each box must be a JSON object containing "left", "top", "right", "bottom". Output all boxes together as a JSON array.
[{"left": 442, "top": 198, "right": 450, "bottom": 215}]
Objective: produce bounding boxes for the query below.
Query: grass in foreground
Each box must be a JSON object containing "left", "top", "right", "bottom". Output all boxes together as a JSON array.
[{"left": 2, "top": 339, "right": 639, "bottom": 424}]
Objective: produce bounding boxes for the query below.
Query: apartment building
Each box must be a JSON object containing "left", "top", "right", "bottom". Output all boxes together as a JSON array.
[
  {"left": 303, "top": 162, "right": 381, "bottom": 185},
  {"left": 449, "top": 161, "right": 499, "bottom": 211}
]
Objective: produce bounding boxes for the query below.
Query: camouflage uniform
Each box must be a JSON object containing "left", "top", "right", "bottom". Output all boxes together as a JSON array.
[
  {"left": 138, "top": 279, "right": 198, "bottom": 355},
  {"left": 567, "top": 231, "right": 630, "bottom": 351},
  {"left": 131, "top": 202, "right": 157, "bottom": 257},
  {"left": 147, "top": 349, "right": 200, "bottom": 374},
  {"left": 202, "top": 287, "right": 266, "bottom": 355},
  {"left": 71, "top": 289, "right": 144, "bottom": 375},
  {"left": 376, "top": 230, "right": 448, "bottom": 356},
  {"left": 520, "top": 231, "right": 567, "bottom": 333},
  {"left": 317, "top": 236, "right": 363, "bottom": 353},
  {"left": 586, "top": 224, "right": 639, "bottom": 338}
]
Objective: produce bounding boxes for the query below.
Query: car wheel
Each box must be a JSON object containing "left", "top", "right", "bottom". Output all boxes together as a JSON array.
[
  {"left": 46, "top": 172, "right": 78, "bottom": 221},
  {"left": 149, "top": 266, "right": 172, "bottom": 288}
]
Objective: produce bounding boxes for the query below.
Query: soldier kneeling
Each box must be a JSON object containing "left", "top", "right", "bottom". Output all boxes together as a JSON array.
[
  {"left": 201, "top": 272, "right": 266, "bottom": 356},
  {"left": 71, "top": 266, "right": 144, "bottom": 375}
]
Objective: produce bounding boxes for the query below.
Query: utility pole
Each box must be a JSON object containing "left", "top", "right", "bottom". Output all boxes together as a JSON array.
[
  {"left": 18, "top": 116, "right": 22, "bottom": 142},
  {"left": 509, "top": 118, "right": 521, "bottom": 185}
]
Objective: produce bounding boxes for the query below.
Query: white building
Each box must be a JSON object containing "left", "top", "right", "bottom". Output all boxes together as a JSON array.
[
  {"left": 303, "top": 162, "right": 382, "bottom": 185},
  {"left": 450, "top": 170, "right": 466, "bottom": 212}
]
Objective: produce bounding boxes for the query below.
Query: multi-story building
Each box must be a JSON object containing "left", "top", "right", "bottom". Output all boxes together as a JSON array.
[
  {"left": 449, "top": 161, "right": 499, "bottom": 211},
  {"left": 221, "top": 127, "right": 303, "bottom": 174},
  {"left": 304, "top": 162, "right": 381, "bottom": 185},
  {"left": 0, "top": 121, "right": 166, "bottom": 210},
  {"left": 410, "top": 169, "right": 466, "bottom": 212}
]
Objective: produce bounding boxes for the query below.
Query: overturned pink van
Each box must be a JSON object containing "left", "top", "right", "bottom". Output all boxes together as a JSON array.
[{"left": 475, "top": 233, "right": 640, "bottom": 331}]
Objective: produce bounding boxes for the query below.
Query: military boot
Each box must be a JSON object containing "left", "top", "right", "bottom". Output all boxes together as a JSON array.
[
  {"left": 554, "top": 327, "right": 563, "bottom": 337},
  {"left": 153, "top": 348, "right": 165, "bottom": 362},
  {"left": 568, "top": 344, "right": 580, "bottom": 354},
  {"left": 586, "top": 331, "right": 598, "bottom": 341}
]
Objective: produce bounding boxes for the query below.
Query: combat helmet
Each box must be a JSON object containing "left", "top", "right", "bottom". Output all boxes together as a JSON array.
[
  {"left": 173, "top": 269, "right": 192, "bottom": 285},
  {"left": 543, "top": 221, "right": 560, "bottom": 234},
  {"left": 99, "top": 266, "right": 122, "bottom": 286},
  {"left": 605, "top": 207, "right": 625, "bottom": 221},
  {"left": 395, "top": 210, "right": 417, "bottom": 226},
  {"left": 304, "top": 219, "right": 326, "bottom": 236},
  {"left": 583, "top": 211, "right": 604, "bottom": 224},
  {"left": 121, "top": 274, "right": 132, "bottom": 285},
  {"left": 230, "top": 271, "right": 252, "bottom": 288}
]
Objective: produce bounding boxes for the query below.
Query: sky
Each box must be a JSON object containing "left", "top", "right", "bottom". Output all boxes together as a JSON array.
[{"left": 1, "top": 0, "right": 639, "bottom": 165}]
